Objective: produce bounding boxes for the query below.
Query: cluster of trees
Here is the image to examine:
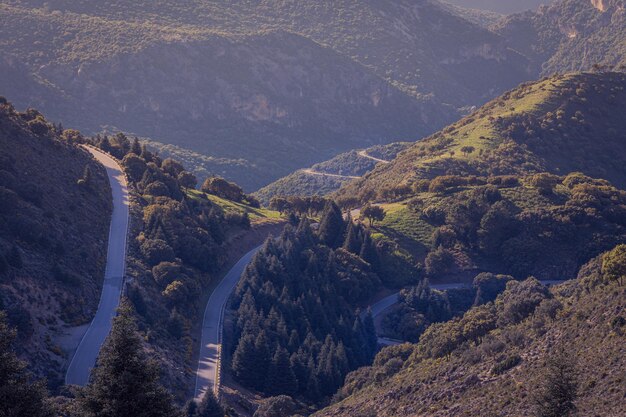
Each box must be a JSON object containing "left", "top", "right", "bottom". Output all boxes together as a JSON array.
[
  {"left": 229, "top": 201, "right": 410, "bottom": 402},
  {"left": 383, "top": 273, "right": 514, "bottom": 342},
  {"left": 201, "top": 176, "right": 260, "bottom": 207},
  {"left": 415, "top": 172, "right": 626, "bottom": 280},
  {"left": 269, "top": 195, "right": 328, "bottom": 216}
]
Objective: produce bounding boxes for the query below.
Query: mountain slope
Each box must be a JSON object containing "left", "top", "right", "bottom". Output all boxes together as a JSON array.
[
  {"left": 315, "top": 251, "right": 626, "bottom": 417},
  {"left": 495, "top": 0, "right": 626, "bottom": 75},
  {"left": 337, "top": 72, "right": 626, "bottom": 203},
  {"left": 0, "top": 99, "right": 111, "bottom": 387},
  {"left": 0, "top": 0, "right": 537, "bottom": 189}
]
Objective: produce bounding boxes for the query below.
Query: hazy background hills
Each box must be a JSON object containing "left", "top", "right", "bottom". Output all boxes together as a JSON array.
[
  {"left": 446, "top": 0, "right": 554, "bottom": 14},
  {"left": 1, "top": 0, "right": 624, "bottom": 191}
]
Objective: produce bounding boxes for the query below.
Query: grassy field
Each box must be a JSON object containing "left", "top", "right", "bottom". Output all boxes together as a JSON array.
[
  {"left": 366, "top": 201, "right": 434, "bottom": 261},
  {"left": 186, "top": 189, "right": 282, "bottom": 223}
]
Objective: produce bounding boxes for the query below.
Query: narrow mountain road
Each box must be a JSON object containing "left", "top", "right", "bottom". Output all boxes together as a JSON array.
[
  {"left": 368, "top": 280, "right": 565, "bottom": 345},
  {"left": 357, "top": 150, "right": 390, "bottom": 164},
  {"left": 194, "top": 246, "right": 262, "bottom": 402},
  {"left": 301, "top": 168, "right": 360, "bottom": 179},
  {"left": 65, "top": 146, "right": 129, "bottom": 386}
]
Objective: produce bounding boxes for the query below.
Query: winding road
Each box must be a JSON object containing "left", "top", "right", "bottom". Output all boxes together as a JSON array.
[
  {"left": 65, "top": 146, "right": 129, "bottom": 386},
  {"left": 194, "top": 245, "right": 263, "bottom": 402},
  {"left": 301, "top": 168, "right": 360, "bottom": 179},
  {"left": 300, "top": 150, "right": 390, "bottom": 181},
  {"left": 357, "top": 149, "right": 390, "bottom": 164}
]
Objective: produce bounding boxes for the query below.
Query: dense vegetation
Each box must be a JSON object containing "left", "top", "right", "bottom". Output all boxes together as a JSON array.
[
  {"left": 227, "top": 202, "right": 420, "bottom": 405},
  {"left": 86, "top": 130, "right": 280, "bottom": 398},
  {"left": 0, "top": 98, "right": 111, "bottom": 387},
  {"left": 316, "top": 246, "right": 626, "bottom": 416}
]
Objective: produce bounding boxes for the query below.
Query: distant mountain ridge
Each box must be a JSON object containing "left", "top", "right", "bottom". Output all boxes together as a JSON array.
[
  {"left": 0, "top": 1, "right": 623, "bottom": 192},
  {"left": 0, "top": 0, "right": 534, "bottom": 190}
]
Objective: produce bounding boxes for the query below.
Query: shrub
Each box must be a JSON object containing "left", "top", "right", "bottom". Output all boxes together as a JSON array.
[
  {"left": 201, "top": 176, "right": 244, "bottom": 202},
  {"left": 491, "top": 354, "right": 521, "bottom": 375},
  {"left": 425, "top": 246, "right": 456, "bottom": 276},
  {"left": 151, "top": 261, "right": 182, "bottom": 288},
  {"left": 496, "top": 278, "right": 551, "bottom": 325},
  {"left": 140, "top": 239, "right": 176, "bottom": 266},
  {"left": 525, "top": 173, "right": 561, "bottom": 195}
]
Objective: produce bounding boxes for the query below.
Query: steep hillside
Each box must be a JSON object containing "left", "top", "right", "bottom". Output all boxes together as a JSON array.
[
  {"left": 0, "top": 99, "right": 111, "bottom": 387},
  {"left": 0, "top": 0, "right": 537, "bottom": 189},
  {"left": 496, "top": 0, "right": 626, "bottom": 75},
  {"left": 337, "top": 72, "right": 626, "bottom": 203},
  {"left": 316, "top": 249, "right": 626, "bottom": 417},
  {"left": 254, "top": 143, "right": 411, "bottom": 205}
]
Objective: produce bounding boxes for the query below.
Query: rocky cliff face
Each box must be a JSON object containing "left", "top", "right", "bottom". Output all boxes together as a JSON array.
[{"left": 495, "top": 0, "right": 626, "bottom": 75}]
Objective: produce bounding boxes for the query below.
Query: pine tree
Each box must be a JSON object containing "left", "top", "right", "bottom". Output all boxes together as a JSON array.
[
  {"left": 140, "top": 144, "right": 153, "bottom": 162},
  {"left": 343, "top": 218, "right": 361, "bottom": 254},
  {"left": 76, "top": 300, "right": 178, "bottom": 417},
  {"left": 266, "top": 347, "right": 298, "bottom": 396},
  {"left": 359, "top": 234, "right": 379, "bottom": 268},
  {"left": 318, "top": 201, "right": 345, "bottom": 248},
  {"left": 99, "top": 135, "right": 112, "bottom": 153},
  {"left": 195, "top": 389, "right": 224, "bottom": 417},
  {"left": 0, "top": 312, "right": 53, "bottom": 417},
  {"left": 253, "top": 331, "right": 271, "bottom": 390},
  {"left": 362, "top": 309, "right": 378, "bottom": 360},
  {"left": 231, "top": 333, "right": 258, "bottom": 389},
  {"left": 131, "top": 137, "right": 142, "bottom": 155},
  {"left": 533, "top": 349, "right": 578, "bottom": 417}
]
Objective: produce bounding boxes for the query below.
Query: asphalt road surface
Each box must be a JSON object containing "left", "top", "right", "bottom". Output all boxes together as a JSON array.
[
  {"left": 65, "top": 146, "right": 129, "bottom": 386},
  {"left": 194, "top": 245, "right": 262, "bottom": 402}
]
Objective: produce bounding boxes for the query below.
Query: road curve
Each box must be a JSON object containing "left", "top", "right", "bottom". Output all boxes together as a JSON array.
[
  {"left": 65, "top": 146, "right": 130, "bottom": 386},
  {"left": 368, "top": 280, "right": 565, "bottom": 345},
  {"left": 194, "top": 245, "right": 263, "bottom": 402},
  {"left": 301, "top": 168, "right": 360, "bottom": 179},
  {"left": 357, "top": 150, "right": 390, "bottom": 164},
  {"left": 367, "top": 283, "right": 471, "bottom": 320}
]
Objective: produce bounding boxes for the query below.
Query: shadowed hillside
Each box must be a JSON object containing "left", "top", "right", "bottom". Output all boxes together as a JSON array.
[{"left": 0, "top": 98, "right": 111, "bottom": 387}]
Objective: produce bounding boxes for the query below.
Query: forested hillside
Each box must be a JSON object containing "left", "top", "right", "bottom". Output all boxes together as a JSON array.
[
  {"left": 223, "top": 202, "right": 420, "bottom": 411},
  {"left": 0, "top": 98, "right": 111, "bottom": 387},
  {"left": 316, "top": 247, "right": 626, "bottom": 417}
]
